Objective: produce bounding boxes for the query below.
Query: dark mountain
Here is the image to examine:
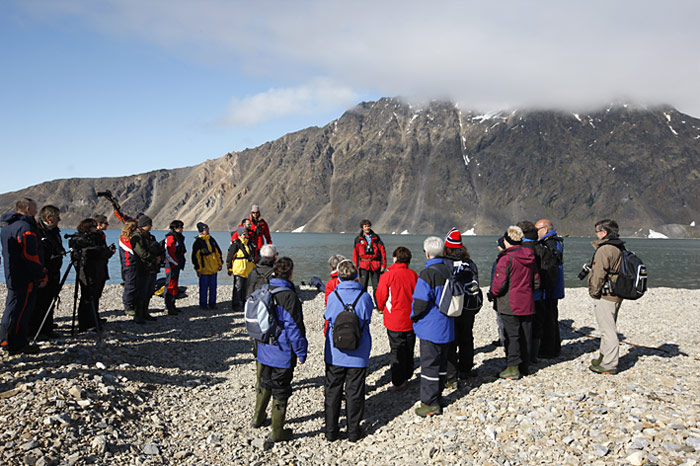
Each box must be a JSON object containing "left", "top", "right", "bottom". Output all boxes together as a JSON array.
[{"left": 2, "top": 98, "right": 699, "bottom": 237}]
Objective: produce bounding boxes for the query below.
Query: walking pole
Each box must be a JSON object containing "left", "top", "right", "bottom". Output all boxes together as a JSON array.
[{"left": 30, "top": 257, "right": 73, "bottom": 343}]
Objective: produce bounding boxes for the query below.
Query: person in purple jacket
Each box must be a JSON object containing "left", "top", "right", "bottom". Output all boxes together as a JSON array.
[
  {"left": 323, "top": 260, "right": 374, "bottom": 442},
  {"left": 488, "top": 226, "right": 539, "bottom": 380},
  {"left": 251, "top": 257, "right": 308, "bottom": 443}
]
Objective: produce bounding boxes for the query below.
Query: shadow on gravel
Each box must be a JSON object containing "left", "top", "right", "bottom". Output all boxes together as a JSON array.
[{"left": 618, "top": 343, "right": 685, "bottom": 373}]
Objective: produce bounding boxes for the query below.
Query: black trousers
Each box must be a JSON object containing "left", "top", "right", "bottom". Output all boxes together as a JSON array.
[
  {"left": 358, "top": 268, "right": 381, "bottom": 306},
  {"left": 324, "top": 364, "right": 367, "bottom": 438},
  {"left": 501, "top": 313, "right": 533, "bottom": 372},
  {"left": 419, "top": 339, "right": 449, "bottom": 406},
  {"left": 122, "top": 267, "right": 138, "bottom": 311},
  {"left": 29, "top": 271, "right": 60, "bottom": 336},
  {"left": 1, "top": 283, "right": 38, "bottom": 349},
  {"left": 260, "top": 364, "right": 294, "bottom": 401},
  {"left": 387, "top": 329, "right": 415, "bottom": 386},
  {"left": 232, "top": 275, "right": 248, "bottom": 310},
  {"left": 77, "top": 281, "right": 99, "bottom": 331},
  {"left": 447, "top": 310, "right": 476, "bottom": 380},
  {"left": 540, "top": 298, "right": 561, "bottom": 356}
]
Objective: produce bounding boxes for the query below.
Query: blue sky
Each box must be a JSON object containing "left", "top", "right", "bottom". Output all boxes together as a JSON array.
[{"left": 2, "top": 0, "right": 699, "bottom": 194}]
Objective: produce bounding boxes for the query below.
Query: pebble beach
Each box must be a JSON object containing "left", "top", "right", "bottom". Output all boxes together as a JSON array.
[{"left": 1, "top": 284, "right": 699, "bottom": 466}]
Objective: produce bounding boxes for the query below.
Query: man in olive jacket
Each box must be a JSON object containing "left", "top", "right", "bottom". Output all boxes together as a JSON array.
[{"left": 588, "top": 219, "right": 623, "bottom": 375}]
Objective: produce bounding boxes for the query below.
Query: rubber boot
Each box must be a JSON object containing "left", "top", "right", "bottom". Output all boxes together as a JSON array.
[
  {"left": 268, "top": 400, "right": 292, "bottom": 442},
  {"left": 251, "top": 388, "right": 271, "bottom": 428},
  {"left": 530, "top": 338, "right": 540, "bottom": 363},
  {"left": 134, "top": 300, "right": 145, "bottom": 324}
]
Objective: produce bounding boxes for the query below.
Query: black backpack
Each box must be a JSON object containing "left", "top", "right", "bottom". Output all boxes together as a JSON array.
[
  {"left": 332, "top": 290, "right": 363, "bottom": 351},
  {"left": 609, "top": 247, "right": 647, "bottom": 300},
  {"left": 534, "top": 237, "right": 563, "bottom": 289}
]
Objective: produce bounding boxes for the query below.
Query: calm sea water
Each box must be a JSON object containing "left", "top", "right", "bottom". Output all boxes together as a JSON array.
[{"left": 5, "top": 230, "right": 698, "bottom": 289}]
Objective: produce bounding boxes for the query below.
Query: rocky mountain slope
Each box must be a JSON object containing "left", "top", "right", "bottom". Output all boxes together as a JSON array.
[{"left": 1, "top": 98, "right": 699, "bottom": 236}]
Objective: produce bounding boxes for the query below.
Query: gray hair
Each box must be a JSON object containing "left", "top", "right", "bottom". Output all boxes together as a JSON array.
[
  {"left": 328, "top": 254, "right": 347, "bottom": 270},
  {"left": 260, "top": 244, "right": 277, "bottom": 259},
  {"left": 423, "top": 236, "right": 443, "bottom": 259},
  {"left": 337, "top": 260, "right": 357, "bottom": 280}
]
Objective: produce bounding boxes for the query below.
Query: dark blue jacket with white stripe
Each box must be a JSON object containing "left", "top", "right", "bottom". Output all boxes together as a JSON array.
[
  {"left": 257, "top": 278, "right": 308, "bottom": 369},
  {"left": 410, "top": 258, "right": 454, "bottom": 344}
]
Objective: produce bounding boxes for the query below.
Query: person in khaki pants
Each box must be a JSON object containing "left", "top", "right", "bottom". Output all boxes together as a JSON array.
[{"left": 587, "top": 219, "right": 624, "bottom": 375}]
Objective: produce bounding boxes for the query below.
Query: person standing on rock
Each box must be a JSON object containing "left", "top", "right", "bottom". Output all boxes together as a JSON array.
[
  {"left": 192, "top": 222, "right": 223, "bottom": 310},
  {"left": 488, "top": 226, "right": 538, "bottom": 380},
  {"left": 226, "top": 226, "right": 256, "bottom": 312},
  {"left": 588, "top": 219, "right": 624, "bottom": 375},
  {"left": 163, "top": 220, "right": 186, "bottom": 315},
  {"left": 119, "top": 221, "right": 139, "bottom": 316},
  {"left": 410, "top": 236, "right": 454, "bottom": 417},
  {"left": 93, "top": 214, "right": 116, "bottom": 320},
  {"left": 535, "top": 218, "right": 565, "bottom": 358},
  {"left": 131, "top": 215, "right": 162, "bottom": 324},
  {"left": 352, "top": 219, "right": 386, "bottom": 307},
  {"left": 251, "top": 257, "right": 307, "bottom": 443},
  {"left": 324, "top": 254, "right": 346, "bottom": 305},
  {"left": 323, "top": 260, "right": 374, "bottom": 442},
  {"left": 29, "top": 205, "right": 65, "bottom": 340},
  {"left": 1, "top": 198, "right": 46, "bottom": 355},
  {"left": 376, "top": 247, "right": 418, "bottom": 392}
]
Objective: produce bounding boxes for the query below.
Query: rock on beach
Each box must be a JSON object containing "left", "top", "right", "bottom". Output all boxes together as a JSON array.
[{"left": 1, "top": 284, "right": 699, "bottom": 465}]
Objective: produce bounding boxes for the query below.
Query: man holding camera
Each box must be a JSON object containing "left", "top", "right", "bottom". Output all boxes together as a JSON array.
[
  {"left": 1, "top": 198, "right": 46, "bottom": 354},
  {"left": 587, "top": 219, "right": 624, "bottom": 375}
]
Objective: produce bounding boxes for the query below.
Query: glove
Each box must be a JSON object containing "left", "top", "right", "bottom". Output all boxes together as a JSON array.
[{"left": 486, "top": 291, "right": 495, "bottom": 302}]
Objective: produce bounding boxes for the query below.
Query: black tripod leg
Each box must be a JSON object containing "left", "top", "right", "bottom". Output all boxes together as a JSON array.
[
  {"left": 31, "top": 261, "right": 73, "bottom": 343},
  {"left": 71, "top": 256, "right": 81, "bottom": 336}
]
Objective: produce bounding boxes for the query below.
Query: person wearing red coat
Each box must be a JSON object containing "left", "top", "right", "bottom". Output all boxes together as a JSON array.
[
  {"left": 376, "top": 246, "right": 418, "bottom": 391},
  {"left": 249, "top": 205, "right": 272, "bottom": 251},
  {"left": 352, "top": 219, "right": 386, "bottom": 307},
  {"left": 489, "top": 226, "right": 539, "bottom": 380},
  {"left": 324, "top": 254, "right": 346, "bottom": 305}
]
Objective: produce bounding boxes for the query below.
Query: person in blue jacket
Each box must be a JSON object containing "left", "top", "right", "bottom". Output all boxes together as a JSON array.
[
  {"left": 1, "top": 198, "right": 47, "bottom": 355},
  {"left": 252, "top": 257, "right": 308, "bottom": 443},
  {"left": 411, "top": 236, "right": 455, "bottom": 417},
  {"left": 323, "top": 260, "right": 373, "bottom": 442},
  {"left": 535, "top": 219, "right": 564, "bottom": 358}
]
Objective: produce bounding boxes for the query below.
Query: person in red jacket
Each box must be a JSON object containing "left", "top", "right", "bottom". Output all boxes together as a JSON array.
[
  {"left": 352, "top": 219, "right": 386, "bottom": 307},
  {"left": 324, "top": 254, "right": 346, "bottom": 305},
  {"left": 488, "top": 226, "right": 539, "bottom": 380},
  {"left": 376, "top": 246, "right": 418, "bottom": 392},
  {"left": 164, "top": 220, "right": 186, "bottom": 315},
  {"left": 249, "top": 205, "right": 272, "bottom": 251}
]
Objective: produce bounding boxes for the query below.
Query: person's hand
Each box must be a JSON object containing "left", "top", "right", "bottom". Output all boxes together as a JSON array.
[
  {"left": 38, "top": 281, "right": 47, "bottom": 289},
  {"left": 227, "top": 270, "right": 233, "bottom": 276},
  {"left": 196, "top": 272, "right": 201, "bottom": 278},
  {"left": 380, "top": 267, "right": 386, "bottom": 273},
  {"left": 486, "top": 291, "right": 494, "bottom": 302},
  {"left": 377, "top": 309, "right": 383, "bottom": 315},
  {"left": 298, "top": 358, "right": 305, "bottom": 365}
]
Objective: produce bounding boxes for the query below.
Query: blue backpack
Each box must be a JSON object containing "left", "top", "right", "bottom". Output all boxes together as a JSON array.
[{"left": 245, "top": 285, "right": 288, "bottom": 344}]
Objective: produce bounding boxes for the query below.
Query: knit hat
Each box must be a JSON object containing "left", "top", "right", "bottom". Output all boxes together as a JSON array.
[
  {"left": 503, "top": 230, "right": 522, "bottom": 246},
  {"left": 196, "top": 222, "right": 208, "bottom": 233},
  {"left": 237, "top": 226, "right": 247, "bottom": 237},
  {"left": 445, "top": 227, "right": 462, "bottom": 248},
  {"left": 251, "top": 204, "right": 260, "bottom": 213},
  {"left": 138, "top": 215, "right": 152, "bottom": 227}
]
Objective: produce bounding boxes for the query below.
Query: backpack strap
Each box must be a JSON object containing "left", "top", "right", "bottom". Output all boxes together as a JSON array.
[{"left": 332, "top": 289, "right": 364, "bottom": 325}]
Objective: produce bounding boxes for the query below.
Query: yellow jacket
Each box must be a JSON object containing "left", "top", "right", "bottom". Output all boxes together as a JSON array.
[
  {"left": 226, "top": 237, "right": 256, "bottom": 278},
  {"left": 191, "top": 234, "right": 223, "bottom": 275}
]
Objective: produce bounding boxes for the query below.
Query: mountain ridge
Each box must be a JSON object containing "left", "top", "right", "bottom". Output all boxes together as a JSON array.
[{"left": 1, "top": 98, "right": 699, "bottom": 238}]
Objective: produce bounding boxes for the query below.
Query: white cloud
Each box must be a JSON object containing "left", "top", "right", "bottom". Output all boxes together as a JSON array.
[
  {"left": 18, "top": 0, "right": 700, "bottom": 116},
  {"left": 222, "top": 79, "right": 358, "bottom": 126}
]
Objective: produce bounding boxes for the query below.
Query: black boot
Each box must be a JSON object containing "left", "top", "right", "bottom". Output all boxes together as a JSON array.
[{"left": 134, "top": 300, "right": 145, "bottom": 324}]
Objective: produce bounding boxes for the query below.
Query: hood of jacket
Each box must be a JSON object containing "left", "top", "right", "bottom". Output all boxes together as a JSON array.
[
  {"left": 1, "top": 212, "right": 28, "bottom": 225},
  {"left": 499, "top": 245, "right": 535, "bottom": 267},
  {"left": 592, "top": 235, "right": 625, "bottom": 249}
]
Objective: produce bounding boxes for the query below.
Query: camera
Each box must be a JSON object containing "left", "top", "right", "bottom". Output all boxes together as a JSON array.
[
  {"left": 577, "top": 263, "right": 591, "bottom": 280},
  {"left": 96, "top": 190, "right": 114, "bottom": 200}
]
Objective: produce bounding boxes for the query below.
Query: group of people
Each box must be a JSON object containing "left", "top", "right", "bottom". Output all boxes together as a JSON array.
[
  {"left": 252, "top": 218, "right": 630, "bottom": 443},
  {"left": 1, "top": 201, "right": 630, "bottom": 443}
]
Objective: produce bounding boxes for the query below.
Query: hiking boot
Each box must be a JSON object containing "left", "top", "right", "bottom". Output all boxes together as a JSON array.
[
  {"left": 125, "top": 309, "right": 136, "bottom": 316},
  {"left": 387, "top": 381, "right": 407, "bottom": 392},
  {"left": 144, "top": 313, "right": 156, "bottom": 321},
  {"left": 589, "top": 364, "right": 617, "bottom": 375},
  {"left": 590, "top": 353, "right": 603, "bottom": 366},
  {"left": 437, "top": 396, "right": 448, "bottom": 408},
  {"left": 499, "top": 366, "right": 522, "bottom": 380},
  {"left": 459, "top": 369, "right": 478, "bottom": 380},
  {"left": 348, "top": 428, "right": 363, "bottom": 443},
  {"left": 251, "top": 389, "right": 271, "bottom": 428},
  {"left": 166, "top": 309, "right": 180, "bottom": 316},
  {"left": 324, "top": 431, "right": 339, "bottom": 442},
  {"left": 268, "top": 400, "right": 292, "bottom": 442},
  {"left": 445, "top": 379, "right": 458, "bottom": 390},
  {"left": 209, "top": 304, "right": 218, "bottom": 310},
  {"left": 415, "top": 403, "right": 442, "bottom": 417}
]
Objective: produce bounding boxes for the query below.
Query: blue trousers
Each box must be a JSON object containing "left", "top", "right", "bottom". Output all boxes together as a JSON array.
[
  {"left": 1, "top": 283, "right": 38, "bottom": 349},
  {"left": 199, "top": 273, "right": 217, "bottom": 307}
]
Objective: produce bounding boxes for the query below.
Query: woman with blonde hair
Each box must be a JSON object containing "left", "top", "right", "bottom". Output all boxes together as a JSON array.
[{"left": 118, "top": 220, "right": 138, "bottom": 316}]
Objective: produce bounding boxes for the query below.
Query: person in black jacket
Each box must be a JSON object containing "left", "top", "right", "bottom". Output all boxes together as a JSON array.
[
  {"left": 131, "top": 215, "right": 163, "bottom": 324},
  {"left": 163, "top": 220, "right": 186, "bottom": 314},
  {"left": 69, "top": 218, "right": 114, "bottom": 332},
  {"left": 29, "top": 205, "right": 65, "bottom": 340}
]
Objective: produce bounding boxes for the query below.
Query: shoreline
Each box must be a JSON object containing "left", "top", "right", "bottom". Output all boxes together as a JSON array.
[{"left": 1, "top": 285, "right": 699, "bottom": 465}]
